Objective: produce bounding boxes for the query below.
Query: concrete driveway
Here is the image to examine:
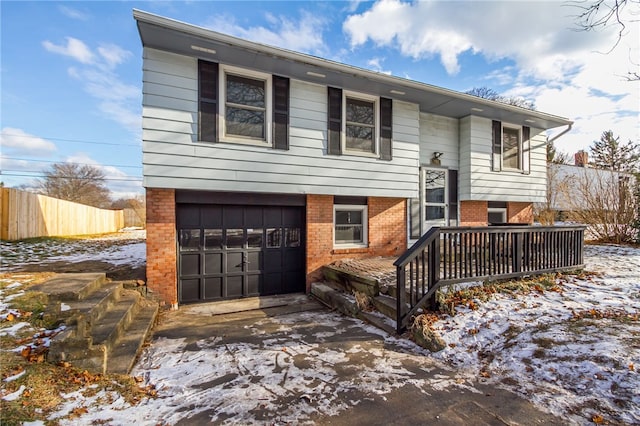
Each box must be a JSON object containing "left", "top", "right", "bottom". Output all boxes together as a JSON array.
[{"left": 131, "top": 295, "right": 560, "bottom": 425}]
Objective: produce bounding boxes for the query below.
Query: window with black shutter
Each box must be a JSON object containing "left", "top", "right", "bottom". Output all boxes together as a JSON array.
[
  {"left": 197, "top": 60, "right": 289, "bottom": 150},
  {"left": 491, "top": 120, "right": 531, "bottom": 173}
]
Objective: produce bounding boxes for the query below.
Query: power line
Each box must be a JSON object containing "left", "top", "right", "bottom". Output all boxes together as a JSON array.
[
  {"left": 1, "top": 132, "right": 141, "bottom": 147},
  {"left": 0, "top": 172, "right": 143, "bottom": 182},
  {"left": 1, "top": 157, "right": 143, "bottom": 170}
]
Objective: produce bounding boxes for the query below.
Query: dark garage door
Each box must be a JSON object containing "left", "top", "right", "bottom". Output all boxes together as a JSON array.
[{"left": 177, "top": 204, "right": 305, "bottom": 303}]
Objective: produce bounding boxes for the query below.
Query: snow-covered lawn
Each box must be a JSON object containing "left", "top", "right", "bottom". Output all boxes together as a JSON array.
[{"left": 1, "top": 235, "right": 638, "bottom": 424}]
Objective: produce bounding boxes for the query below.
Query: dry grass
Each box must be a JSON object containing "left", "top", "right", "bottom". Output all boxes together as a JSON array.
[
  {"left": 0, "top": 272, "right": 156, "bottom": 425},
  {"left": 353, "top": 291, "right": 373, "bottom": 311}
]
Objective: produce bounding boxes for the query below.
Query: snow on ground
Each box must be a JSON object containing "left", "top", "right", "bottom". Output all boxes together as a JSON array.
[
  {"left": 1, "top": 233, "right": 638, "bottom": 424},
  {"left": 0, "top": 229, "right": 146, "bottom": 271},
  {"left": 432, "top": 244, "right": 640, "bottom": 424}
]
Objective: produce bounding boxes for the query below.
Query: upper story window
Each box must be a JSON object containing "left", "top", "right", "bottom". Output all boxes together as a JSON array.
[
  {"left": 220, "top": 66, "right": 272, "bottom": 145},
  {"left": 345, "top": 95, "right": 377, "bottom": 154},
  {"left": 328, "top": 87, "right": 392, "bottom": 161},
  {"left": 502, "top": 125, "right": 521, "bottom": 170},
  {"left": 492, "top": 120, "right": 530, "bottom": 174},
  {"left": 197, "top": 60, "right": 290, "bottom": 150}
]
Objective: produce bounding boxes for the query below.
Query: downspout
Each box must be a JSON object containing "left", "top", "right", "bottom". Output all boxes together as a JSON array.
[{"left": 548, "top": 123, "right": 573, "bottom": 144}]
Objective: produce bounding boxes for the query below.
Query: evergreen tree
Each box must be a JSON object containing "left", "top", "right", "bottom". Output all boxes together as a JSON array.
[{"left": 590, "top": 130, "right": 639, "bottom": 172}]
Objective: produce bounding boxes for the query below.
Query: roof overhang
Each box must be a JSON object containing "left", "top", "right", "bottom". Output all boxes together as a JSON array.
[{"left": 134, "top": 9, "right": 572, "bottom": 131}]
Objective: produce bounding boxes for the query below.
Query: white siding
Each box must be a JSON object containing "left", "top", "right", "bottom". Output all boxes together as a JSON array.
[
  {"left": 459, "top": 116, "right": 546, "bottom": 203},
  {"left": 419, "top": 113, "right": 459, "bottom": 168},
  {"left": 142, "top": 48, "right": 419, "bottom": 198}
]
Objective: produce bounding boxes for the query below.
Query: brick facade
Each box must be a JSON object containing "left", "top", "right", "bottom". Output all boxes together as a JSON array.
[
  {"left": 507, "top": 202, "right": 533, "bottom": 224},
  {"left": 459, "top": 200, "right": 488, "bottom": 226},
  {"left": 460, "top": 200, "right": 533, "bottom": 226},
  {"left": 305, "top": 195, "right": 406, "bottom": 287},
  {"left": 146, "top": 188, "right": 177, "bottom": 305}
]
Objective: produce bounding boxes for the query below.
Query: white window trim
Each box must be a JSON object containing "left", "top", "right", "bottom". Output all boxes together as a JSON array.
[
  {"left": 501, "top": 123, "right": 522, "bottom": 172},
  {"left": 342, "top": 90, "right": 379, "bottom": 157},
  {"left": 333, "top": 204, "right": 368, "bottom": 248},
  {"left": 219, "top": 64, "right": 272, "bottom": 146},
  {"left": 488, "top": 207, "right": 507, "bottom": 224},
  {"left": 422, "top": 167, "right": 448, "bottom": 230}
]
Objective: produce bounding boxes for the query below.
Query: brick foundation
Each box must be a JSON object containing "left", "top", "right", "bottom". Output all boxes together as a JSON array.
[
  {"left": 305, "top": 195, "right": 406, "bottom": 287},
  {"left": 507, "top": 202, "right": 533, "bottom": 224},
  {"left": 146, "top": 188, "right": 177, "bottom": 305},
  {"left": 459, "top": 201, "right": 488, "bottom": 226},
  {"left": 460, "top": 200, "right": 534, "bottom": 226}
]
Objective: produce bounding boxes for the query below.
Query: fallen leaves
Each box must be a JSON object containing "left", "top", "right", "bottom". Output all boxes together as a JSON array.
[{"left": 571, "top": 308, "right": 639, "bottom": 322}]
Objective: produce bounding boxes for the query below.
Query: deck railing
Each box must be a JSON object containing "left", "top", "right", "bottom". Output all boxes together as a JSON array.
[{"left": 393, "top": 225, "right": 585, "bottom": 333}]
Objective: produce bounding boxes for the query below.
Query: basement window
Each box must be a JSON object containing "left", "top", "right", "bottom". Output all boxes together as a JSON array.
[{"left": 334, "top": 205, "right": 368, "bottom": 248}]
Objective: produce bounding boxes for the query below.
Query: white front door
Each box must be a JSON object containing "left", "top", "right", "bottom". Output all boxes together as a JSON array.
[{"left": 423, "top": 168, "right": 448, "bottom": 231}]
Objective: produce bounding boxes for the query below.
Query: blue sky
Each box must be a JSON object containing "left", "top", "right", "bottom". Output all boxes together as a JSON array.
[{"left": 1, "top": 1, "right": 638, "bottom": 199}]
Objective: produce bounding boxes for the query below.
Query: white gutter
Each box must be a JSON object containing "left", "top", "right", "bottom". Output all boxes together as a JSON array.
[{"left": 548, "top": 123, "right": 573, "bottom": 144}]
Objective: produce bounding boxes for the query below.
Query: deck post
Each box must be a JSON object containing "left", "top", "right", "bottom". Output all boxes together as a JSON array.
[
  {"left": 396, "top": 266, "right": 406, "bottom": 334},
  {"left": 512, "top": 232, "right": 523, "bottom": 273}
]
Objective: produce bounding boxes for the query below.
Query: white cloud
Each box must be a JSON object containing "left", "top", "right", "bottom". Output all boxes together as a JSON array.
[
  {"left": 0, "top": 127, "right": 57, "bottom": 156},
  {"left": 98, "top": 44, "right": 132, "bottom": 69},
  {"left": 58, "top": 5, "right": 90, "bottom": 21},
  {"left": 366, "top": 57, "right": 392, "bottom": 75},
  {"left": 203, "top": 10, "right": 327, "bottom": 55},
  {"left": 42, "top": 37, "right": 94, "bottom": 64},
  {"left": 344, "top": 0, "right": 639, "bottom": 152},
  {"left": 44, "top": 38, "right": 140, "bottom": 134}
]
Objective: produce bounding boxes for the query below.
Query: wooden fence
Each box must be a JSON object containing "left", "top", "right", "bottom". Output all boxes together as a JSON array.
[{"left": 0, "top": 188, "right": 125, "bottom": 240}]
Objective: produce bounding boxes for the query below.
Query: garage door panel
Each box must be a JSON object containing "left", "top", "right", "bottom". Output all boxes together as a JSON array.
[
  {"left": 247, "top": 274, "right": 260, "bottom": 296},
  {"left": 204, "top": 253, "right": 222, "bottom": 274},
  {"left": 263, "top": 272, "right": 282, "bottom": 295},
  {"left": 180, "top": 253, "right": 200, "bottom": 276},
  {"left": 264, "top": 208, "right": 282, "bottom": 226},
  {"left": 246, "top": 251, "right": 262, "bottom": 272},
  {"left": 283, "top": 272, "right": 302, "bottom": 293},
  {"left": 245, "top": 207, "right": 264, "bottom": 227},
  {"left": 177, "top": 205, "right": 200, "bottom": 227},
  {"left": 225, "top": 206, "right": 244, "bottom": 228},
  {"left": 180, "top": 279, "right": 200, "bottom": 302},
  {"left": 264, "top": 251, "right": 282, "bottom": 272},
  {"left": 227, "top": 252, "right": 243, "bottom": 273},
  {"left": 226, "top": 276, "right": 243, "bottom": 297},
  {"left": 204, "top": 277, "right": 223, "bottom": 300}
]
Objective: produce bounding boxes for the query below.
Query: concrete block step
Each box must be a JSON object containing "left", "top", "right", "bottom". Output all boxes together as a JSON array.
[
  {"left": 90, "top": 290, "right": 141, "bottom": 353},
  {"left": 371, "top": 294, "right": 399, "bottom": 320},
  {"left": 107, "top": 301, "right": 159, "bottom": 374},
  {"left": 310, "top": 282, "right": 359, "bottom": 317},
  {"left": 358, "top": 311, "right": 397, "bottom": 335},
  {"left": 31, "top": 273, "right": 107, "bottom": 301},
  {"left": 59, "top": 282, "right": 123, "bottom": 337}
]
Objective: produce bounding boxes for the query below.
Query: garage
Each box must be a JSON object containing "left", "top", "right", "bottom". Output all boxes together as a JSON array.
[{"left": 176, "top": 193, "right": 305, "bottom": 303}]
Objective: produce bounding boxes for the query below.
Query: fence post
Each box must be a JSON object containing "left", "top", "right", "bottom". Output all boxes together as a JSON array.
[
  {"left": 396, "top": 266, "right": 406, "bottom": 334},
  {"left": 512, "top": 231, "right": 523, "bottom": 273}
]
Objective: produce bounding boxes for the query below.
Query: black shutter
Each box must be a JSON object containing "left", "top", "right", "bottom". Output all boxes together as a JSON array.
[
  {"left": 448, "top": 169, "right": 458, "bottom": 224},
  {"left": 327, "top": 87, "right": 342, "bottom": 155},
  {"left": 492, "top": 120, "right": 502, "bottom": 171},
  {"left": 198, "top": 60, "right": 218, "bottom": 143},
  {"left": 379, "top": 97, "right": 393, "bottom": 160},
  {"left": 522, "top": 126, "right": 531, "bottom": 175},
  {"left": 273, "top": 75, "right": 290, "bottom": 150}
]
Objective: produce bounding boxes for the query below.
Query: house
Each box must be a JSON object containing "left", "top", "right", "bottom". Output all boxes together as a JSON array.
[{"left": 134, "top": 10, "right": 573, "bottom": 306}]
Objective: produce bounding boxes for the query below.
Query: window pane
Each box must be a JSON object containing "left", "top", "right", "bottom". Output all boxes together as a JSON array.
[
  {"left": 335, "top": 225, "right": 363, "bottom": 244},
  {"left": 426, "top": 206, "right": 445, "bottom": 221},
  {"left": 204, "top": 229, "right": 222, "bottom": 250},
  {"left": 226, "top": 229, "right": 244, "bottom": 248},
  {"left": 489, "top": 211, "right": 506, "bottom": 224},
  {"left": 346, "top": 98, "right": 374, "bottom": 125},
  {"left": 425, "top": 170, "right": 446, "bottom": 203},
  {"left": 226, "top": 108, "right": 265, "bottom": 139},
  {"left": 503, "top": 127, "right": 520, "bottom": 169},
  {"left": 346, "top": 125, "right": 374, "bottom": 153},
  {"left": 266, "top": 228, "right": 281, "bottom": 248},
  {"left": 285, "top": 228, "right": 300, "bottom": 247},
  {"left": 247, "top": 228, "right": 263, "bottom": 248},
  {"left": 180, "top": 229, "right": 200, "bottom": 251},
  {"left": 226, "top": 74, "right": 265, "bottom": 108},
  {"left": 336, "top": 210, "right": 363, "bottom": 225}
]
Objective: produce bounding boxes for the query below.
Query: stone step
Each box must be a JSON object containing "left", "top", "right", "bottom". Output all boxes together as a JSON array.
[
  {"left": 90, "top": 289, "right": 142, "bottom": 354},
  {"left": 371, "top": 294, "right": 398, "bottom": 320},
  {"left": 59, "top": 282, "right": 123, "bottom": 337},
  {"left": 107, "top": 301, "right": 159, "bottom": 374},
  {"left": 322, "top": 265, "right": 379, "bottom": 297},
  {"left": 359, "top": 311, "right": 397, "bottom": 335},
  {"left": 31, "top": 273, "right": 107, "bottom": 301}
]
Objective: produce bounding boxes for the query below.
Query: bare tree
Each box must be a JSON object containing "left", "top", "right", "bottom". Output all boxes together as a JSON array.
[
  {"left": 568, "top": 0, "right": 640, "bottom": 80},
  {"left": 560, "top": 167, "right": 637, "bottom": 242},
  {"left": 111, "top": 194, "right": 146, "bottom": 227},
  {"left": 547, "top": 139, "right": 572, "bottom": 164},
  {"left": 534, "top": 163, "right": 572, "bottom": 225},
  {"left": 466, "top": 86, "right": 536, "bottom": 110},
  {"left": 37, "top": 162, "right": 112, "bottom": 208}
]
